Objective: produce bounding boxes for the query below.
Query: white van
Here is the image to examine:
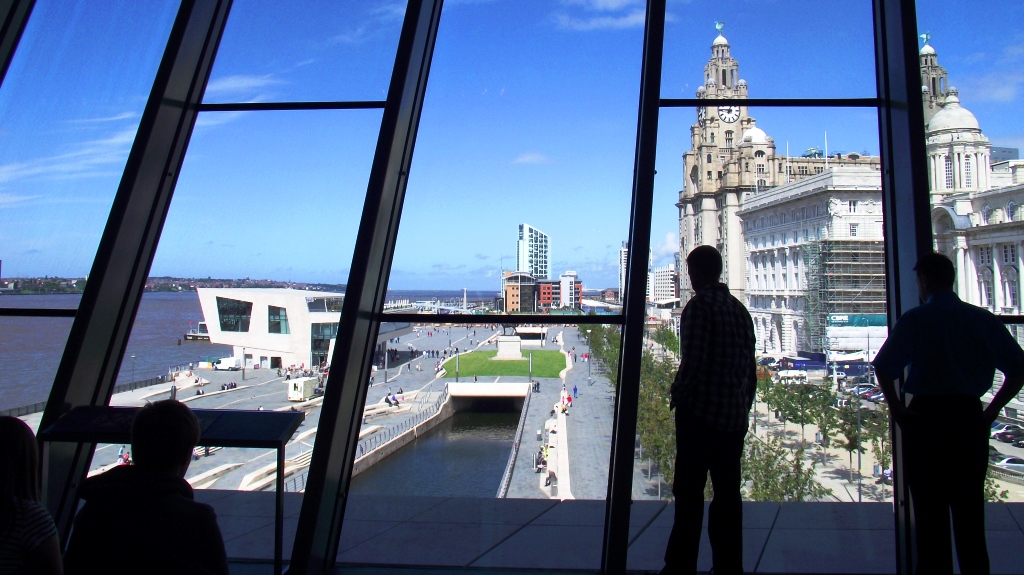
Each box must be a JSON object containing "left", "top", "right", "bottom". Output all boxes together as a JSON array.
[{"left": 214, "top": 357, "right": 241, "bottom": 371}]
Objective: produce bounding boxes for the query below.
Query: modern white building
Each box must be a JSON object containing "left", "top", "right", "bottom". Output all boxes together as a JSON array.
[
  {"left": 516, "top": 223, "right": 551, "bottom": 280},
  {"left": 196, "top": 288, "right": 412, "bottom": 369},
  {"left": 618, "top": 242, "right": 629, "bottom": 303},
  {"left": 650, "top": 263, "right": 676, "bottom": 302}
]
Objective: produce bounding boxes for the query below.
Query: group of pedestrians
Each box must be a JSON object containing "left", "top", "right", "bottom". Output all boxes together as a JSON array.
[{"left": 662, "top": 247, "right": 1024, "bottom": 575}]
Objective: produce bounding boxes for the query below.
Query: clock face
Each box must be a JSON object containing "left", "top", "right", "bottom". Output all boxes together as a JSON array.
[
  {"left": 697, "top": 106, "right": 707, "bottom": 127},
  {"left": 719, "top": 105, "right": 740, "bottom": 123}
]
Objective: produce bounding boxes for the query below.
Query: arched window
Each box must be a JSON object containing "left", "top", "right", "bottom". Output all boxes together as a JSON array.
[
  {"left": 945, "top": 155, "right": 954, "bottom": 188},
  {"left": 980, "top": 268, "right": 994, "bottom": 308},
  {"left": 710, "top": 132, "right": 715, "bottom": 143},
  {"left": 725, "top": 130, "right": 734, "bottom": 148},
  {"left": 1005, "top": 268, "right": 1020, "bottom": 308},
  {"left": 707, "top": 153, "right": 713, "bottom": 164},
  {"left": 755, "top": 150, "right": 765, "bottom": 158},
  {"left": 1008, "top": 202, "right": 1017, "bottom": 222},
  {"left": 983, "top": 205, "right": 993, "bottom": 225},
  {"left": 757, "top": 179, "right": 767, "bottom": 188},
  {"left": 965, "top": 155, "right": 973, "bottom": 188}
]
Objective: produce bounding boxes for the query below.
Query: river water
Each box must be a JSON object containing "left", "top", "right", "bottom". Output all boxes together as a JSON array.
[
  {"left": 0, "top": 292, "right": 231, "bottom": 410},
  {"left": 349, "top": 412, "right": 518, "bottom": 498}
]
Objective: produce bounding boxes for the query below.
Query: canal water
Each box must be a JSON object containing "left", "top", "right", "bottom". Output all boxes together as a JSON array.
[{"left": 349, "top": 411, "right": 518, "bottom": 498}]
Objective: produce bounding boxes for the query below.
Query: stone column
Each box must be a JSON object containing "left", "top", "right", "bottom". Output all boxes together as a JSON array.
[
  {"left": 993, "top": 244, "right": 1003, "bottom": 311},
  {"left": 955, "top": 242, "right": 968, "bottom": 298}
]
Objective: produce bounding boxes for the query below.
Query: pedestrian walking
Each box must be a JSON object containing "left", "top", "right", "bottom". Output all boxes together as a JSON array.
[
  {"left": 573, "top": 385, "right": 578, "bottom": 399},
  {"left": 873, "top": 253, "right": 1024, "bottom": 575}
]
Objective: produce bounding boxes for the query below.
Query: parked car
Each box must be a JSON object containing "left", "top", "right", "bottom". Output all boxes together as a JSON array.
[
  {"left": 1012, "top": 439, "right": 1024, "bottom": 449},
  {"left": 857, "top": 386, "right": 881, "bottom": 398},
  {"left": 995, "top": 457, "right": 1024, "bottom": 473},
  {"left": 991, "top": 424, "right": 1023, "bottom": 439},
  {"left": 990, "top": 445, "right": 1006, "bottom": 463},
  {"left": 866, "top": 390, "right": 887, "bottom": 403},
  {"left": 996, "top": 428, "right": 1024, "bottom": 443}
]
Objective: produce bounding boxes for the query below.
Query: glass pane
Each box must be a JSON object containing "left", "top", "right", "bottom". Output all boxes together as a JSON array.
[
  {"left": 339, "top": 322, "right": 621, "bottom": 570},
  {"left": 0, "top": 0, "right": 179, "bottom": 285},
  {"left": 387, "top": 0, "right": 641, "bottom": 296},
  {"left": 630, "top": 106, "right": 892, "bottom": 571},
  {"left": 0, "top": 314, "right": 74, "bottom": 422},
  {"left": 205, "top": 1, "right": 405, "bottom": 104},
  {"left": 662, "top": 1, "right": 875, "bottom": 100},
  {"left": 918, "top": 0, "right": 1024, "bottom": 508}
]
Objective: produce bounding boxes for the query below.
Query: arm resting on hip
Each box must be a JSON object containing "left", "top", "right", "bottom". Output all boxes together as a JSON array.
[{"left": 984, "top": 374, "right": 1024, "bottom": 424}]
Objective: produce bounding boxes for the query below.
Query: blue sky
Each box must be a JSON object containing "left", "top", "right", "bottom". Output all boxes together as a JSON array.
[{"left": 1, "top": 0, "right": 1021, "bottom": 292}]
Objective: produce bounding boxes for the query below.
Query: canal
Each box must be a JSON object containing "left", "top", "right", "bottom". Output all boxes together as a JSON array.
[{"left": 349, "top": 411, "right": 519, "bottom": 498}]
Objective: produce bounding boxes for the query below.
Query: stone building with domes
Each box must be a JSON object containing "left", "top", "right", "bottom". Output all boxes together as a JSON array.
[
  {"left": 677, "top": 25, "right": 883, "bottom": 356},
  {"left": 678, "top": 26, "right": 881, "bottom": 305}
]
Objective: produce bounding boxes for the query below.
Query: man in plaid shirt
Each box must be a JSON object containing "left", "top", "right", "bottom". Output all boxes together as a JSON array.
[{"left": 662, "top": 245, "right": 756, "bottom": 575}]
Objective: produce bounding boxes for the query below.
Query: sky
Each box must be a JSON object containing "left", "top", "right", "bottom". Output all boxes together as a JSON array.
[{"left": 0, "top": 0, "right": 1022, "bottom": 292}]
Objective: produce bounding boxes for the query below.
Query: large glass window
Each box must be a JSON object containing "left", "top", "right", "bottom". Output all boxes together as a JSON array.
[
  {"left": 269, "top": 305, "right": 289, "bottom": 334},
  {"left": 216, "top": 297, "right": 253, "bottom": 332}
]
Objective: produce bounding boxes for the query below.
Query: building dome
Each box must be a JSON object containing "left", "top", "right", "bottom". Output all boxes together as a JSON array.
[
  {"left": 742, "top": 126, "right": 768, "bottom": 144},
  {"left": 920, "top": 43, "right": 935, "bottom": 55},
  {"left": 696, "top": 85, "right": 706, "bottom": 95},
  {"left": 737, "top": 79, "right": 747, "bottom": 87},
  {"left": 713, "top": 34, "right": 728, "bottom": 46},
  {"left": 928, "top": 88, "right": 980, "bottom": 132}
]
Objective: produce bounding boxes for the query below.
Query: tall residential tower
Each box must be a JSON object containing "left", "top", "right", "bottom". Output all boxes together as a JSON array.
[{"left": 516, "top": 223, "right": 551, "bottom": 279}]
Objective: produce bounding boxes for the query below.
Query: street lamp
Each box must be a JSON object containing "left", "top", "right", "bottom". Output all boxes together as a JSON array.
[
  {"left": 242, "top": 347, "right": 246, "bottom": 381},
  {"left": 131, "top": 353, "right": 136, "bottom": 385},
  {"left": 586, "top": 329, "right": 592, "bottom": 385}
]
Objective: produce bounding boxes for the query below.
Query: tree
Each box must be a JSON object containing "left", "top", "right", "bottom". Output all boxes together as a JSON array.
[
  {"left": 742, "top": 434, "right": 833, "bottom": 501},
  {"left": 636, "top": 350, "right": 676, "bottom": 488},
  {"left": 835, "top": 402, "right": 868, "bottom": 483}
]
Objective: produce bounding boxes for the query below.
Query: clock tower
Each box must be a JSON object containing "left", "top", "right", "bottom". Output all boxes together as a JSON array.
[{"left": 678, "top": 23, "right": 758, "bottom": 301}]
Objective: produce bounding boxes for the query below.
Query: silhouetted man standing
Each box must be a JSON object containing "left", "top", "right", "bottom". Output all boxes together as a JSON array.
[
  {"left": 663, "top": 246, "right": 755, "bottom": 575},
  {"left": 873, "top": 253, "right": 1024, "bottom": 575}
]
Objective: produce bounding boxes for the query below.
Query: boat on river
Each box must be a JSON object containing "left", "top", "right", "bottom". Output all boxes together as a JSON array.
[{"left": 184, "top": 321, "right": 210, "bottom": 341}]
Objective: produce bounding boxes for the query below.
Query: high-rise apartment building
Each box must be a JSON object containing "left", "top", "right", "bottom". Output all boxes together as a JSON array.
[
  {"left": 618, "top": 242, "right": 629, "bottom": 303},
  {"left": 516, "top": 223, "right": 550, "bottom": 280}
]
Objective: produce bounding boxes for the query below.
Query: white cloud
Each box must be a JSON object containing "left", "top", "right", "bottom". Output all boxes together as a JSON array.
[
  {"left": 70, "top": 112, "right": 138, "bottom": 124},
  {"left": 955, "top": 72, "right": 1024, "bottom": 104},
  {"left": 0, "top": 192, "right": 42, "bottom": 206},
  {"left": 554, "top": 10, "right": 646, "bottom": 30},
  {"left": 652, "top": 232, "right": 678, "bottom": 265},
  {"left": 562, "top": 0, "right": 642, "bottom": 10},
  {"left": 512, "top": 152, "right": 554, "bottom": 164},
  {"left": 0, "top": 127, "right": 138, "bottom": 187},
  {"left": 204, "top": 74, "right": 284, "bottom": 97}
]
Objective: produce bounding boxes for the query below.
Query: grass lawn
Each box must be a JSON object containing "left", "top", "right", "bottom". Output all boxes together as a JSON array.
[{"left": 440, "top": 349, "right": 566, "bottom": 378}]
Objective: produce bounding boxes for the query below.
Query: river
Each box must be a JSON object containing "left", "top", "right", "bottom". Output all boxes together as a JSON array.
[{"left": 0, "top": 292, "right": 231, "bottom": 410}]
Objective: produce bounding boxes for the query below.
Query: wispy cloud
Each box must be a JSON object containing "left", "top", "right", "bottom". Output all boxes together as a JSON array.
[
  {"left": 553, "top": 0, "right": 645, "bottom": 31},
  {"left": 651, "top": 232, "right": 678, "bottom": 264},
  {"left": 554, "top": 10, "right": 645, "bottom": 30},
  {"left": 205, "top": 74, "right": 284, "bottom": 97},
  {"left": 332, "top": 2, "right": 406, "bottom": 44},
  {"left": 512, "top": 152, "right": 553, "bottom": 164},
  {"left": 70, "top": 112, "right": 138, "bottom": 124},
  {"left": 0, "top": 192, "right": 42, "bottom": 207},
  {"left": 0, "top": 128, "right": 137, "bottom": 187},
  {"left": 475, "top": 253, "right": 490, "bottom": 260},
  {"left": 956, "top": 72, "right": 1024, "bottom": 103}
]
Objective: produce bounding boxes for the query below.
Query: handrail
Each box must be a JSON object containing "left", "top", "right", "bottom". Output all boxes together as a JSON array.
[
  {"left": 496, "top": 386, "right": 532, "bottom": 498},
  {"left": 355, "top": 386, "right": 449, "bottom": 459}
]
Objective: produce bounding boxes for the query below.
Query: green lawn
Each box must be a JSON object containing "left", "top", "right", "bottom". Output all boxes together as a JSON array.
[{"left": 440, "top": 349, "right": 566, "bottom": 378}]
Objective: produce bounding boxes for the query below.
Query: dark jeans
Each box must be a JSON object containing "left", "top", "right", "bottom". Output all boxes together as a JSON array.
[
  {"left": 664, "top": 408, "right": 747, "bottom": 574},
  {"left": 903, "top": 395, "right": 989, "bottom": 575}
]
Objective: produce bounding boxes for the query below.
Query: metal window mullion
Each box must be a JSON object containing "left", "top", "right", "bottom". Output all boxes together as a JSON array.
[
  {"left": 39, "top": 0, "right": 232, "bottom": 541},
  {"left": 0, "top": 0, "right": 35, "bottom": 86},
  {"left": 288, "top": 1, "right": 443, "bottom": 573},
  {"left": 872, "top": 1, "right": 932, "bottom": 574},
  {"left": 602, "top": 1, "right": 664, "bottom": 573}
]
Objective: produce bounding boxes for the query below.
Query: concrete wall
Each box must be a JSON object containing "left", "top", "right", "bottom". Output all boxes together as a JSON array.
[{"left": 351, "top": 395, "right": 456, "bottom": 477}]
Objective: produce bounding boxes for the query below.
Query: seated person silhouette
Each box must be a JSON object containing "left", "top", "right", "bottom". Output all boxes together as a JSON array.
[{"left": 64, "top": 400, "right": 228, "bottom": 575}]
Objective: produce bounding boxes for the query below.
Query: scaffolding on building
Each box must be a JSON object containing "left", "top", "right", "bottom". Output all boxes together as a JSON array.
[{"left": 805, "top": 239, "right": 887, "bottom": 353}]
